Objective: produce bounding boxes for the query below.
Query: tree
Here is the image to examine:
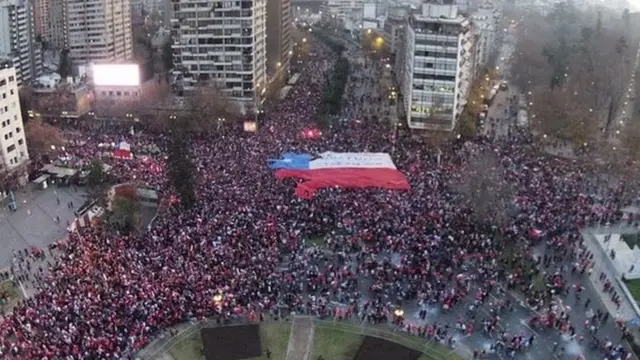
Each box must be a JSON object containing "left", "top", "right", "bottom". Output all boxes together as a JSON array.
[
  {"left": 25, "top": 119, "right": 65, "bottom": 159},
  {"left": 319, "top": 57, "right": 350, "bottom": 124},
  {"left": 160, "top": 84, "right": 239, "bottom": 209},
  {"left": 621, "top": 117, "right": 640, "bottom": 162},
  {"left": 108, "top": 197, "right": 141, "bottom": 234},
  {"left": 529, "top": 86, "right": 596, "bottom": 147},
  {"left": 570, "top": 27, "right": 629, "bottom": 135},
  {"left": 155, "top": 85, "right": 240, "bottom": 132},
  {"left": 87, "top": 158, "right": 108, "bottom": 192},
  {"left": 452, "top": 150, "right": 516, "bottom": 228},
  {"left": 162, "top": 40, "right": 174, "bottom": 72},
  {"left": 58, "top": 49, "right": 72, "bottom": 79},
  {"left": 166, "top": 131, "right": 196, "bottom": 209},
  {"left": 455, "top": 70, "right": 497, "bottom": 137}
]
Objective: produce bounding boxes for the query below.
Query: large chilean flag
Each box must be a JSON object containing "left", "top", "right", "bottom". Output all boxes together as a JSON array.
[{"left": 268, "top": 152, "right": 410, "bottom": 199}]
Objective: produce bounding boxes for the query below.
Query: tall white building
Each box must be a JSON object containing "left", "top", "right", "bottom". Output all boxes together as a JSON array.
[
  {"left": 402, "top": 3, "right": 475, "bottom": 131},
  {"left": 0, "top": 0, "right": 43, "bottom": 86},
  {"left": 66, "top": 0, "right": 133, "bottom": 64},
  {"left": 0, "top": 61, "right": 30, "bottom": 172},
  {"left": 320, "top": 0, "right": 365, "bottom": 24},
  {"left": 170, "top": 0, "right": 268, "bottom": 114},
  {"left": 266, "top": 0, "right": 292, "bottom": 80},
  {"left": 471, "top": 5, "right": 497, "bottom": 71}
]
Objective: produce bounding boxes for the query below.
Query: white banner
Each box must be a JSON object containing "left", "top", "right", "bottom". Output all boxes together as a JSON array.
[{"left": 309, "top": 152, "right": 397, "bottom": 169}]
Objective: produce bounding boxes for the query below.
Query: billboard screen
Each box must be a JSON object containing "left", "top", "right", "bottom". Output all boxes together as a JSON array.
[
  {"left": 243, "top": 121, "right": 257, "bottom": 132},
  {"left": 92, "top": 64, "right": 140, "bottom": 86}
]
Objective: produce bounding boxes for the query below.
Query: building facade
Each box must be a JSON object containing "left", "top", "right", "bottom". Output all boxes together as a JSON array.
[
  {"left": 320, "top": 0, "right": 365, "bottom": 24},
  {"left": 402, "top": 3, "right": 475, "bottom": 131},
  {"left": 266, "top": 0, "right": 292, "bottom": 80},
  {"left": 66, "top": 0, "right": 133, "bottom": 64},
  {"left": 0, "top": 0, "right": 43, "bottom": 86},
  {"left": 31, "top": 73, "right": 93, "bottom": 118},
  {"left": 470, "top": 5, "right": 497, "bottom": 71},
  {"left": 0, "top": 61, "right": 30, "bottom": 172},
  {"left": 33, "top": 0, "right": 50, "bottom": 40},
  {"left": 49, "top": 0, "right": 68, "bottom": 49},
  {"left": 170, "top": 0, "right": 268, "bottom": 114}
]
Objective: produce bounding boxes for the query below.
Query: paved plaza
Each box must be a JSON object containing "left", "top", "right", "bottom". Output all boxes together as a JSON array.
[{"left": 0, "top": 185, "right": 86, "bottom": 268}]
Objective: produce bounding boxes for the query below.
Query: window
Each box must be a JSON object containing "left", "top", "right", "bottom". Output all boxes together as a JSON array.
[
  {"left": 6, "top": 119, "right": 10, "bottom": 125},
  {"left": 6, "top": 144, "right": 15, "bottom": 153},
  {"left": 2, "top": 93, "right": 5, "bottom": 99},
  {"left": 3, "top": 134, "right": 7, "bottom": 140},
  {"left": 116, "top": 91, "right": 121, "bottom": 96},
  {"left": 1, "top": 121, "right": 4, "bottom": 127},
  {"left": 18, "top": 139, "right": 23, "bottom": 145},
  {"left": 19, "top": 151, "right": 24, "bottom": 158},
  {"left": 13, "top": 157, "right": 17, "bottom": 163},
  {"left": 15, "top": 127, "right": 20, "bottom": 133},
  {"left": 0, "top": 79, "right": 5, "bottom": 87},
  {"left": 9, "top": 158, "right": 12, "bottom": 165},
  {"left": 8, "top": 76, "right": 14, "bottom": 82},
  {"left": 8, "top": 132, "right": 12, "bottom": 138},
  {"left": 9, "top": 89, "right": 13, "bottom": 95}
]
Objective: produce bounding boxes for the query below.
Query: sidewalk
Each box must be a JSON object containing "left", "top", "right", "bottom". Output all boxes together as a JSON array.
[
  {"left": 581, "top": 227, "right": 638, "bottom": 321},
  {"left": 285, "top": 316, "right": 314, "bottom": 360}
]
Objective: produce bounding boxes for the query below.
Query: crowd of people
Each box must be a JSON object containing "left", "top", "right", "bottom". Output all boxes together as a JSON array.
[{"left": 0, "top": 37, "right": 636, "bottom": 360}]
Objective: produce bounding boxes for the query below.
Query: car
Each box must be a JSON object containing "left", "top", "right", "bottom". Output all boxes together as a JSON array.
[{"left": 499, "top": 82, "right": 509, "bottom": 91}]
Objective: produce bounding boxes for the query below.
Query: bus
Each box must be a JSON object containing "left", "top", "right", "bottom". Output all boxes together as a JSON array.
[
  {"left": 288, "top": 73, "right": 301, "bottom": 86},
  {"left": 485, "top": 84, "right": 500, "bottom": 106},
  {"left": 517, "top": 96, "right": 529, "bottom": 127}
]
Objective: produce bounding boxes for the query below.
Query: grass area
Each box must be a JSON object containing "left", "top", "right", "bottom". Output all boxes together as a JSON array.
[
  {"left": 622, "top": 233, "right": 640, "bottom": 249},
  {"left": 312, "top": 321, "right": 462, "bottom": 360},
  {"left": 168, "top": 321, "right": 292, "bottom": 360},
  {"left": 311, "top": 325, "right": 364, "bottom": 360},
  {"left": 168, "top": 329, "right": 203, "bottom": 360},
  {"left": 624, "top": 278, "right": 640, "bottom": 303},
  {"left": 0, "top": 280, "right": 21, "bottom": 313},
  {"left": 246, "top": 321, "right": 292, "bottom": 360},
  {"left": 167, "top": 319, "right": 462, "bottom": 360}
]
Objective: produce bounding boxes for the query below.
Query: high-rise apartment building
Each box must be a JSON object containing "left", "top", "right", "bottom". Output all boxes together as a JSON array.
[
  {"left": 0, "top": 60, "right": 30, "bottom": 172},
  {"left": 0, "top": 0, "right": 43, "bottom": 86},
  {"left": 66, "top": 0, "right": 133, "bottom": 64},
  {"left": 49, "top": 0, "right": 68, "bottom": 49},
  {"left": 402, "top": 3, "right": 475, "bottom": 131},
  {"left": 170, "top": 0, "right": 268, "bottom": 114},
  {"left": 471, "top": 5, "right": 497, "bottom": 71},
  {"left": 33, "top": 0, "right": 50, "bottom": 40},
  {"left": 320, "top": 0, "right": 365, "bottom": 24},
  {"left": 266, "top": 0, "right": 292, "bottom": 79}
]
